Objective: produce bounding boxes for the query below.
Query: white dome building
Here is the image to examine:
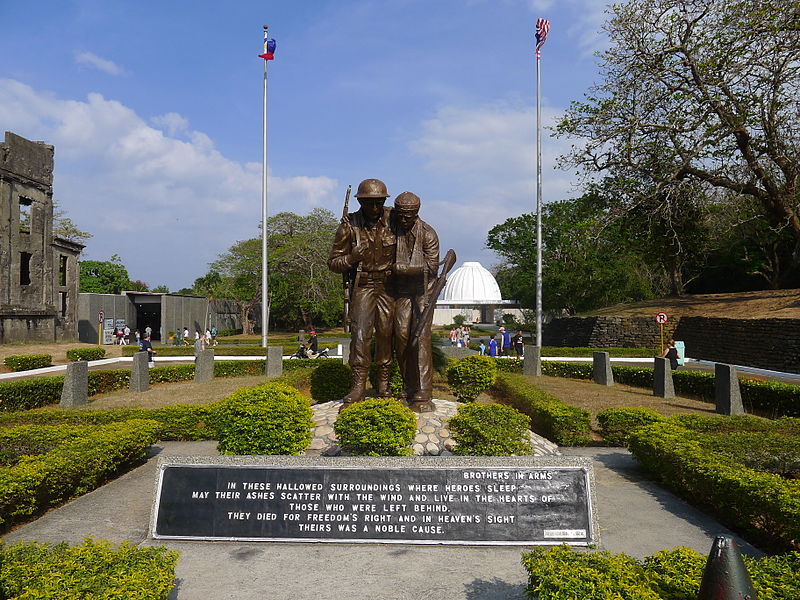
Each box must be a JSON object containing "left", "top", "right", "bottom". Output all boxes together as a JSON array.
[{"left": 433, "top": 261, "right": 518, "bottom": 325}]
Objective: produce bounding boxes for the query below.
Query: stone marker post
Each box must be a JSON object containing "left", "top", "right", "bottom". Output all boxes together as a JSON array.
[
  {"left": 298, "top": 330, "right": 306, "bottom": 343},
  {"left": 340, "top": 339, "right": 350, "bottom": 364},
  {"left": 592, "top": 352, "right": 613, "bottom": 386},
  {"left": 266, "top": 346, "right": 283, "bottom": 378},
  {"left": 60, "top": 360, "right": 88, "bottom": 408},
  {"left": 130, "top": 351, "right": 150, "bottom": 392},
  {"left": 523, "top": 345, "right": 542, "bottom": 376},
  {"left": 652, "top": 357, "right": 675, "bottom": 398},
  {"left": 194, "top": 349, "right": 215, "bottom": 383},
  {"left": 714, "top": 363, "right": 744, "bottom": 415}
]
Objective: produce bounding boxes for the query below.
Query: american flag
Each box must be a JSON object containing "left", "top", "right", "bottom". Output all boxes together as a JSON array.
[{"left": 535, "top": 18, "right": 550, "bottom": 59}]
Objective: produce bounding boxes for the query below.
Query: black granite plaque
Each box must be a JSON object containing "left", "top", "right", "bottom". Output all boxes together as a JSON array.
[{"left": 152, "top": 464, "right": 594, "bottom": 545}]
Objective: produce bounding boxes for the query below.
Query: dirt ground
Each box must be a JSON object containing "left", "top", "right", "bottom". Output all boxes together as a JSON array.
[{"left": 589, "top": 288, "right": 800, "bottom": 319}]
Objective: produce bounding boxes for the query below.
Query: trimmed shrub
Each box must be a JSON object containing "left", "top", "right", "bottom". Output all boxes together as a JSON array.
[
  {"left": 0, "top": 419, "right": 160, "bottom": 532},
  {"left": 215, "top": 382, "right": 313, "bottom": 455},
  {"left": 0, "top": 376, "right": 64, "bottom": 412},
  {"left": 494, "top": 357, "right": 523, "bottom": 373},
  {"left": 310, "top": 360, "right": 353, "bottom": 402},
  {"left": 0, "top": 424, "right": 89, "bottom": 467},
  {"left": 448, "top": 403, "right": 533, "bottom": 456},
  {"left": 446, "top": 355, "right": 498, "bottom": 402},
  {"left": 493, "top": 372, "right": 591, "bottom": 446},
  {"left": 368, "top": 360, "right": 404, "bottom": 396},
  {"left": 334, "top": 398, "right": 417, "bottom": 456},
  {"left": 596, "top": 407, "right": 667, "bottom": 447},
  {"left": 65, "top": 347, "right": 106, "bottom": 362},
  {"left": 3, "top": 354, "right": 52, "bottom": 372},
  {"left": 0, "top": 538, "right": 178, "bottom": 600},
  {"left": 628, "top": 422, "right": 800, "bottom": 552},
  {"left": 521, "top": 544, "right": 800, "bottom": 600}
]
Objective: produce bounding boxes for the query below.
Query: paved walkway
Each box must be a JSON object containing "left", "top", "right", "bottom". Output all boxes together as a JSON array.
[{"left": 2, "top": 442, "right": 761, "bottom": 600}]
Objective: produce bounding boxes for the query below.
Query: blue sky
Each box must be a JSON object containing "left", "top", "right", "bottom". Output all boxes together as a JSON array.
[{"left": 0, "top": 0, "right": 611, "bottom": 290}]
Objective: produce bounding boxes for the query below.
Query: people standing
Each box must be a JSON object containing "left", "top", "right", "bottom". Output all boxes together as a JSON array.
[
  {"left": 328, "top": 178, "right": 396, "bottom": 403},
  {"left": 211, "top": 326, "right": 218, "bottom": 346},
  {"left": 499, "top": 326, "right": 512, "bottom": 356},
  {"left": 661, "top": 339, "right": 680, "bottom": 370},
  {"left": 112, "top": 327, "right": 119, "bottom": 345},
  {"left": 144, "top": 325, "right": 152, "bottom": 340},
  {"left": 140, "top": 334, "right": 155, "bottom": 367},
  {"left": 182, "top": 327, "right": 190, "bottom": 346},
  {"left": 134, "top": 330, "right": 141, "bottom": 345},
  {"left": 488, "top": 335, "right": 498, "bottom": 357},
  {"left": 449, "top": 328, "right": 457, "bottom": 346},
  {"left": 478, "top": 340, "right": 486, "bottom": 355},
  {"left": 513, "top": 330, "right": 525, "bottom": 357},
  {"left": 123, "top": 325, "right": 131, "bottom": 345}
]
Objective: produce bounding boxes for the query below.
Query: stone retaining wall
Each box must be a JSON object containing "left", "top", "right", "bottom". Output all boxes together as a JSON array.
[{"left": 543, "top": 317, "right": 676, "bottom": 349}]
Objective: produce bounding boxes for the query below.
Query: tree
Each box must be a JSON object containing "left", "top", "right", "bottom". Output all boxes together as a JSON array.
[
  {"left": 151, "top": 284, "right": 170, "bottom": 293},
  {"left": 193, "top": 271, "right": 222, "bottom": 330},
  {"left": 79, "top": 254, "right": 130, "bottom": 294},
  {"left": 556, "top": 0, "right": 800, "bottom": 282},
  {"left": 211, "top": 238, "right": 262, "bottom": 335},
  {"left": 53, "top": 199, "right": 92, "bottom": 243}
]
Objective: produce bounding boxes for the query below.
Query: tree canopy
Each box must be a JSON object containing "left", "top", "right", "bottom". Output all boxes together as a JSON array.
[{"left": 79, "top": 254, "right": 130, "bottom": 294}]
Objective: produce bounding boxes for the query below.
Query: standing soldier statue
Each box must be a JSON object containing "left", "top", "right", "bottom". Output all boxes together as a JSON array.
[{"left": 328, "top": 178, "right": 396, "bottom": 403}]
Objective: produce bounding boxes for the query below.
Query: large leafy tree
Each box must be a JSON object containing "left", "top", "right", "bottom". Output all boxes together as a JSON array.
[
  {"left": 79, "top": 254, "right": 130, "bottom": 294},
  {"left": 556, "top": 0, "right": 800, "bottom": 282}
]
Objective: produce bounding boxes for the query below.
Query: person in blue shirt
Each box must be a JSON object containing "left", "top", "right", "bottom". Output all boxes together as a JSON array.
[
  {"left": 499, "top": 327, "right": 512, "bottom": 356},
  {"left": 488, "top": 335, "right": 498, "bottom": 357},
  {"left": 478, "top": 340, "right": 486, "bottom": 355}
]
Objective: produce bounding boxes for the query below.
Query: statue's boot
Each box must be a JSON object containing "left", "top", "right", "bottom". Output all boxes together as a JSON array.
[
  {"left": 409, "top": 389, "right": 435, "bottom": 413},
  {"left": 376, "top": 365, "right": 393, "bottom": 398},
  {"left": 342, "top": 368, "right": 367, "bottom": 404}
]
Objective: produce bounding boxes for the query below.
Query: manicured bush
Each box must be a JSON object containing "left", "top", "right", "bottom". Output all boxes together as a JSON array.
[
  {"left": 494, "top": 357, "right": 523, "bottom": 373},
  {"left": 627, "top": 422, "right": 800, "bottom": 552},
  {"left": 0, "top": 538, "right": 178, "bottom": 600},
  {"left": 493, "top": 373, "right": 591, "bottom": 446},
  {"left": 596, "top": 407, "right": 667, "bottom": 447},
  {"left": 541, "top": 347, "right": 659, "bottom": 358},
  {"left": 368, "top": 360, "right": 404, "bottom": 396},
  {"left": 65, "top": 347, "right": 106, "bottom": 361},
  {"left": 542, "top": 361, "right": 593, "bottom": 379},
  {"left": 0, "top": 424, "right": 89, "bottom": 467},
  {"left": 521, "top": 544, "right": 800, "bottom": 600},
  {"left": 310, "top": 360, "right": 353, "bottom": 402},
  {"left": 0, "top": 419, "right": 160, "bottom": 532},
  {"left": 446, "top": 355, "right": 498, "bottom": 402},
  {"left": 3, "top": 354, "right": 52, "bottom": 372},
  {"left": 448, "top": 403, "right": 533, "bottom": 456},
  {"left": 334, "top": 398, "right": 417, "bottom": 456},
  {"left": 215, "top": 382, "right": 313, "bottom": 455},
  {"left": 0, "top": 376, "right": 64, "bottom": 412}
]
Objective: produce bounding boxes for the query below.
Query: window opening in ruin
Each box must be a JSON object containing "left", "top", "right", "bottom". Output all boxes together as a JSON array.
[
  {"left": 59, "top": 291, "right": 68, "bottom": 317},
  {"left": 19, "top": 252, "right": 32, "bottom": 285},
  {"left": 19, "top": 198, "right": 32, "bottom": 233},
  {"left": 59, "top": 255, "right": 68, "bottom": 286}
]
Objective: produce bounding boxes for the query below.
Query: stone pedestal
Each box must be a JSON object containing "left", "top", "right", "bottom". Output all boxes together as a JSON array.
[
  {"left": 715, "top": 363, "right": 744, "bottom": 415},
  {"left": 592, "top": 351, "right": 613, "bottom": 386},
  {"left": 266, "top": 346, "right": 283, "bottom": 378},
  {"left": 523, "top": 345, "right": 542, "bottom": 376},
  {"left": 441, "top": 347, "right": 472, "bottom": 359},
  {"left": 60, "top": 361, "right": 88, "bottom": 408},
  {"left": 194, "top": 349, "right": 215, "bottom": 382},
  {"left": 130, "top": 351, "right": 150, "bottom": 392},
  {"left": 653, "top": 357, "right": 675, "bottom": 398},
  {"left": 340, "top": 339, "right": 350, "bottom": 364}
]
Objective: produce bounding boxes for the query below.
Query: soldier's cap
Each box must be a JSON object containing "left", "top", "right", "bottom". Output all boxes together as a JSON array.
[{"left": 394, "top": 191, "right": 421, "bottom": 212}]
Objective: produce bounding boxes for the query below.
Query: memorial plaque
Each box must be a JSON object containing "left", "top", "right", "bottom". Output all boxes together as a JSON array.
[{"left": 151, "top": 456, "right": 596, "bottom": 546}]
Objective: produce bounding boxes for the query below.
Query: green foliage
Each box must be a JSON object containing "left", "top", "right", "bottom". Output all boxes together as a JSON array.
[
  {"left": 452, "top": 314, "right": 466, "bottom": 326},
  {"left": 79, "top": 255, "right": 130, "bottom": 294},
  {"left": 310, "top": 360, "right": 353, "bottom": 402},
  {"left": 334, "top": 398, "right": 417, "bottom": 456},
  {"left": 448, "top": 403, "right": 532, "bottom": 456},
  {"left": 0, "top": 538, "right": 178, "bottom": 600},
  {"left": 596, "top": 407, "right": 667, "bottom": 447},
  {"left": 446, "top": 355, "right": 498, "bottom": 402},
  {"left": 628, "top": 422, "right": 800, "bottom": 552},
  {"left": 0, "top": 419, "right": 160, "bottom": 532},
  {"left": 3, "top": 354, "right": 52, "bottom": 372},
  {"left": 494, "top": 357, "right": 523, "bottom": 373},
  {"left": 493, "top": 373, "right": 591, "bottom": 446},
  {"left": 521, "top": 545, "right": 800, "bottom": 600},
  {"left": 65, "top": 346, "right": 106, "bottom": 361},
  {"left": 367, "top": 361, "right": 404, "bottom": 396},
  {"left": 215, "top": 382, "right": 313, "bottom": 455}
]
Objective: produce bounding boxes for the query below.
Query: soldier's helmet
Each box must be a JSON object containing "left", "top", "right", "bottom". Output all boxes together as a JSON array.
[
  {"left": 354, "top": 178, "right": 389, "bottom": 199},
  {"left": 394, "top": 191, "right": 420, "bottom": 211}
]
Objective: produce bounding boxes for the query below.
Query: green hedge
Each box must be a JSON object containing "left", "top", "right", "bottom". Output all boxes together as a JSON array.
[
  {"left": 447, "top": 355, "right": 498, "bottom": 402},
  {"left": 65, "top": 347, "right": 106, "bottom": 361},
  {"left": 596, "top": 407, "right": 667, "bottom": 447},
  {"left": 0, "top": 419, "right": 161, "bottom": 532},
  {"left": 492, "top": 372, "right": 591, "bottom": 446},
  {"left": 3, "top": 354, "right": 52, "bottom": 372},
  {"left": 448, "top": 403, "right": 532, "bottom": 456},
  {"left": 334, "top": 398, "right": 417, "bottom": 456},
  {"left": 628, "top": 422, "right": 800, "bottom": 552},
  {"left": 0, "top": 538, "right": 178, "bottom": 600},
  {"left": 522, "top": 544, "right": 800, "bottom": 600}
]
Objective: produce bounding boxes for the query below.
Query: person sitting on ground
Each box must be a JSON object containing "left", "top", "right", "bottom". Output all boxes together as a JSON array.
[{"left": 661, "top": 339, "right": 679, "bottom": 370}]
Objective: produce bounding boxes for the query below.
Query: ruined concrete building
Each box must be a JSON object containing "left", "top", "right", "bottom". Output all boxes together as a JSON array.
[{"left": 0, "top": 131, "right": 83, "bottom": 343}]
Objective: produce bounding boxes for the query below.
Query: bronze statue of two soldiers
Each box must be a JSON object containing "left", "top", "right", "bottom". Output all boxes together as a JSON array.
[{"left": 328, "top": 178, "right": 455, "bottom": 413}]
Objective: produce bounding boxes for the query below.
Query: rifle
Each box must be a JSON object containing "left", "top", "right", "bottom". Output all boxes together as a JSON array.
[
  {"left": 341, "top": 185, "right": 353, "bottom": 332},
  {"left": 412, "top": 249, "right": 457, "bottom": 339}
]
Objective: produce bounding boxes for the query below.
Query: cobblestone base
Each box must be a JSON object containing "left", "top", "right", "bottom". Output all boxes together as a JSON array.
[{"left": 304, "top": 399, "right": 561, "bottom": 457}]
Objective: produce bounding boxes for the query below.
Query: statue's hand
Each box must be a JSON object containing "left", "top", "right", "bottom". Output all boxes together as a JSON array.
[{"left": 349, "top": 242, "right": 369, "bottom": 263}]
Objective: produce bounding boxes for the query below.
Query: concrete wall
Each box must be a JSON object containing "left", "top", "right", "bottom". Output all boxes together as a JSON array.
[
  {"left": 162, "top": 295, "right": 208, "bottom": 340},
  {"left": 78, "top": 293, "right": 136, "bottom": 343}
]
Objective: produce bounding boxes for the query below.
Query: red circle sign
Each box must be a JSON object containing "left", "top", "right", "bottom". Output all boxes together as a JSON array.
[
  {"left": 655, "top": 312, "right": 668, "bottom": 324},
  {"left": 98, "top": 310, "right": 105, "bottom": 323}
]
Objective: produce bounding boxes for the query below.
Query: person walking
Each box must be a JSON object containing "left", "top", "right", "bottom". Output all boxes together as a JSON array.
[
  {"left": 513, "top": 330, "right": 524, "bottom": 357},
  {"left": 123, "top": 325, "right": 131, "bottom": 345},
  {"left": 499, "top": 326, "right": 512, "bottom": 356},
  {"left": 488, "top": 335, "right": 498, "bottom": 357},
  {"left": 140, "top": 334, "right": 155, "bottom": 367}
]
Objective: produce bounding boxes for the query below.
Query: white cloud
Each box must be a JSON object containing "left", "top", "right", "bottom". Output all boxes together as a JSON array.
[
  {"left": 0, "top": 79, "right": 338, "bottom": 288},
  {"left": 74, "top": 51, "right": 123, "bottom": 76}
]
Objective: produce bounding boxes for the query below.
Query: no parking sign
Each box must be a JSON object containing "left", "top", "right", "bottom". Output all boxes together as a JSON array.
[{"left": 654, "top": 312, "right": 669, "bottom": 324}]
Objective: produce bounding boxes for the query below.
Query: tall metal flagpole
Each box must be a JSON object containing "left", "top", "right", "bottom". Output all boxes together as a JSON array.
[
  {"left": 260, "top": 25, "right": 270, "bottom": 349},
  {"left": 534, "top": 18, "right": 550, "bottom": 350}
]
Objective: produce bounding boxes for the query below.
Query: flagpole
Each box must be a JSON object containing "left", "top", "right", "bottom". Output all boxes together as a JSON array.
[
  {"left": 261, "top": 24, "right": 270, "bottom": 349},
  {"left": 535, "top": 37, "right": 543, "bottom": 349}
]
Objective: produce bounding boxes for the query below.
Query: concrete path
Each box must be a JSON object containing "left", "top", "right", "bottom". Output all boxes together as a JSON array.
[{"left": 2, "top": 442, "right": 761, "bottom": 600}]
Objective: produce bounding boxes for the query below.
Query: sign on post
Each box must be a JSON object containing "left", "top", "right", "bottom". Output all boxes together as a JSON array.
[{"left": 655, "top": 312, "right": 669, "bottom": 352}]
